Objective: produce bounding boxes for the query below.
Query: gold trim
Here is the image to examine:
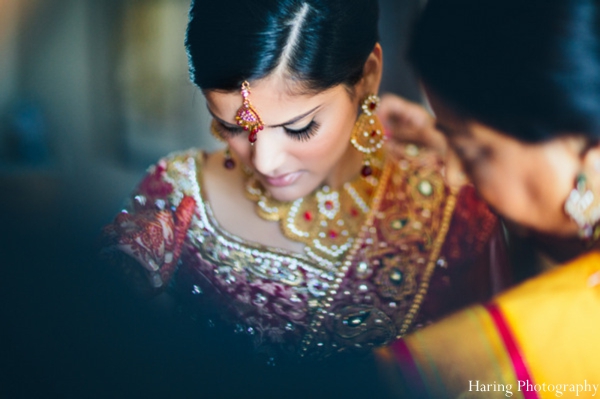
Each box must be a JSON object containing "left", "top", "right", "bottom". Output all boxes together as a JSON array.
[
  {"left": 299, "top": 156, "right": 394, "bottom": 354},
  {"left": 398, "top": 187, "right": 458, "bottom": 336}
]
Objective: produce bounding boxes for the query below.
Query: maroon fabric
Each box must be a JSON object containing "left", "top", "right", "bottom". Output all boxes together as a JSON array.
[{"left": 103, "top": 149, "right": 509, "bottom": 360}]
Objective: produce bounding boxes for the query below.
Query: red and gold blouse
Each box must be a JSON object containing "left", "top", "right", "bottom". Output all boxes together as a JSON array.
[{"left": 103, "top": 143, "right": 508, "bottom": 361}]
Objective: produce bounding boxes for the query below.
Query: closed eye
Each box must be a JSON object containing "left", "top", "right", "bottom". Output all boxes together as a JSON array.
[
  {"left": 284, "top": 121, "right": 320, "bottom": 141},
  {"left": 212, "top": 119, "right": 321, "bottom": 141},
  {"left": 213, "top": 121, "right": 244, "bottom": 138}
]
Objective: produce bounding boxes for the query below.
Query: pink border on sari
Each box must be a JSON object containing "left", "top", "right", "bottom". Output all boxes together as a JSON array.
[
  {"left": 485, "top": 302, "right": 539, "bottom": 399},
  {"left": 391, "top": 339, "right": 430, "bottom": 397}
]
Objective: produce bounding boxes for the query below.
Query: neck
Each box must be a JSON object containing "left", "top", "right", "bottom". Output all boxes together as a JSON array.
[
  {"left": 324, "top": 144, "right": 365, "bottom": 190},
  {"left": 528, "top": 228, "right": 598, "bottom": 264}
]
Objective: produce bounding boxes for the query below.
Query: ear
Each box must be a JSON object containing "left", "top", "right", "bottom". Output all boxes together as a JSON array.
[{"left": 356, "top": 43, "right": 383, "bottom": 99}]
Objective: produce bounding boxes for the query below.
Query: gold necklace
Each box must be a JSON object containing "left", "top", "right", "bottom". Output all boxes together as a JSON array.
[{"left": 244, "top": 153, "right": 385, "bottom": 267}]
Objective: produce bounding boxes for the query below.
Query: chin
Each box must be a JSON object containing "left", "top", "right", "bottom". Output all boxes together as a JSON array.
[
  {"left": 269, "top": 188, "right": 307, "bottom": 202},
  {"left": 268, "top": 184, "right": 317, "bottom": 202}
]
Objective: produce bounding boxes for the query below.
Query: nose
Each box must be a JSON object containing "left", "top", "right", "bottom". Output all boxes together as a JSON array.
[
  {"left": 444, "top": 148, "right": 469, "bottom": 189},
  {"left": 251, "top": 128, "right": 288, "bottom": 176}
]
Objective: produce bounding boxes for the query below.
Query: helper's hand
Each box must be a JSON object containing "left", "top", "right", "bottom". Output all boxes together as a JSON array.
[
  {"left": 378, "top": 93, "right": 447, "bottom": 155},
  {"left": 378, "top": 93, "right": 468, "bottom": 189}
]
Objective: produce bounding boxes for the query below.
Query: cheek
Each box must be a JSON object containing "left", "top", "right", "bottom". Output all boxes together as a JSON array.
[
  {"left": 293, "top": 117, "right": 355, "bottom": 166},
  {"left": 471, "top": 153, "right": 576, "bottom": 234},
  {"left": 472, "top": 170, "right": 523, "bottom": 218},
  {"left": 227, "top": 136, "right": 252, "bottom": 162},
  {"left": 465, "top": 152, "right": 535, "bottom": 226}
]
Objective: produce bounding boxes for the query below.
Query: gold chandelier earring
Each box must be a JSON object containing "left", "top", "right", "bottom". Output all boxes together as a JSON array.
[
  {"left": 564, "top": 172, "right": 600, "bottom": 240},
  {"left": 351, "top": 94, "right": 385, "bottom": 177},
  {"left": 210, "top": 120, "right": 236, "bottom": 170}
]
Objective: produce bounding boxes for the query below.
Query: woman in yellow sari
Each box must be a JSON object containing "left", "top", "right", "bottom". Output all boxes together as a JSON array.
[{"left": 378, "top": 0, "right": 600, "bottom": 397}]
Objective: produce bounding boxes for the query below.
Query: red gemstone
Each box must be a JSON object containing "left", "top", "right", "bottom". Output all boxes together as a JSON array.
[
  {"left": 350, "top": 208, "right": 359, "bottom": 217},
  {"left": 249, "top": 132, "right": 257, "bottom": 143},
  {"left": 361, "top": 165, "right": 372, "bottom": 177},
  {"left": 329, "top": 230, "right": 338, "bottom": 239},
  {"left": 224, "top": 158, "right": 236, "bottom": 170},
  {"left": 369, "top": 102, "right": 376, "bottom": 111},
  {"left": 371, "top": 130, "right": 378, "bottom": 137},
  {"left": 304, "top": 211, "right": 313, "bottom": 221},
  {"left": 325, "top": 200, "right": 334, "bottom": 210}
]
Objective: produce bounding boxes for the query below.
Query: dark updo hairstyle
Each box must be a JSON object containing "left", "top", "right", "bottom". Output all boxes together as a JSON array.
[
  {"left": 409, "top": 0, "right": 600, "bottom": 142},
  {"left": 185, "top": 0, "right": 379, "bottom": 93}
]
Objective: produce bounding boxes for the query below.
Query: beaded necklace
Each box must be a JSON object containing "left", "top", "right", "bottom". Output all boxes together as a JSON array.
[{"left": 244, "top": 152, "right": 385, "bottom": 267}]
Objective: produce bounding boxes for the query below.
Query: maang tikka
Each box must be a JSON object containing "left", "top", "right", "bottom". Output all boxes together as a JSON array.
[{"left": 235, "top": 81, "right": 264, "bottom": 144}]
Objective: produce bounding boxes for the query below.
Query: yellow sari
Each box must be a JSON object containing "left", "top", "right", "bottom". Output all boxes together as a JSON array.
[{"left": 378, "top": 252, "right": 600, "bottom": 398}]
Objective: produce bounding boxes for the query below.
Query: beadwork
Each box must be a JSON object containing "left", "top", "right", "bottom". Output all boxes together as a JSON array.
[
  {"left": 244, "top": 151, "right": 385, "bottom": 268},
  {"left": 115, "top": 145, "right": 499, "bottom": 361}
]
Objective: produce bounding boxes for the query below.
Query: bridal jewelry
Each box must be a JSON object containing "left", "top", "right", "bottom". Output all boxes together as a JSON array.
[
  {"left": 244, "top": 151, "right": 384, "bottom": 266},
  {"left": 210, "top": 120, "right": 236, "bottom": 169},
  {"left": 235, "top": 81, "right": 264, "bottom": 144},
  {"left": 350, "top": 94, "right": 385, "bottom": 177},
  {"left": 564, "top": 172, "right": 600, "bottom": 239}
]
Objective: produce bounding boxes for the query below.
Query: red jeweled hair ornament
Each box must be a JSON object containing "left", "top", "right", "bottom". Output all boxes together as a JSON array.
[{"left": 235, "top": 81, "right": 264, "bottom": 144}]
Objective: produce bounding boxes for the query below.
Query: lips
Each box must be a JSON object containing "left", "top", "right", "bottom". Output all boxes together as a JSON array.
[{"left": 264, "top": 171, "right": 302, "bottom": 187}]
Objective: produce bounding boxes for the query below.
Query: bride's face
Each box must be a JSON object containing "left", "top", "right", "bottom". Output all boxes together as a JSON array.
[
  {"left": 426, "top": 89, "right": 589, "bottom": 237},
  {"left": 205, "top": 75, "right": 362, "bottom": 202}
]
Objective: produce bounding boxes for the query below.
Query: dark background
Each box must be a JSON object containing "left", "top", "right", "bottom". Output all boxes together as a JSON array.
[{"left": 0, "top": 0, "right": 424, "bottom": 397}]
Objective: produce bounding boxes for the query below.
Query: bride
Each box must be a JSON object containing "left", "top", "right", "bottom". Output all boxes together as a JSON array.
[{"left": 103, "top": 0, "right": 508, "bottom": 361}]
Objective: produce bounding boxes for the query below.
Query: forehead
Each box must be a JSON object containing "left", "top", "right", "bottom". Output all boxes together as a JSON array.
[
  {"left": 204, "top": 76, "right": 352, "bottom": 123},
  {"left": 425, "top": 86, "right": 523, "bottom": 149}
]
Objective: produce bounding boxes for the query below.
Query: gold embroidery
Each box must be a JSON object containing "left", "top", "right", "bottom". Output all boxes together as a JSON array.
[
  {"left": 398, "top": 188, "right": 457, "bottom": 336},
  {"left": 158, "top": 147, "right": 458, "bottom": 359},
  {"left": 244, "top": 152, "right": 385, "bottom": 267}
]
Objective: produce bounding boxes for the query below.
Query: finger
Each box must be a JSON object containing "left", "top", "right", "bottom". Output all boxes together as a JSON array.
[
  {"left": 444, "top": 148, "right": 469, "bottom": 190},
  {"left": 379, "top": 93, "right": 431, "bottom": 130},
  {"left": 378, "top": 94, "right": 444, "bottom": 152}
]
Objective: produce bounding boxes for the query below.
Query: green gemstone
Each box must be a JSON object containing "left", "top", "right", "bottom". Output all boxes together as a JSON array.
[
  {"left": 389, "top": 268, "right": 403, "bottom": 285},
  {"left": 343, "top": 311, "right": 371, "bottom": 328},
  {"left": 391, "top": 218, "right": 408, "bottom": 230}
]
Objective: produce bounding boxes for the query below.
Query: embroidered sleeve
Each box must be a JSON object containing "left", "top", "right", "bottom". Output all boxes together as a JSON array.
[{"left": 102, "top": 158, "right": 196, "bottom": 293}]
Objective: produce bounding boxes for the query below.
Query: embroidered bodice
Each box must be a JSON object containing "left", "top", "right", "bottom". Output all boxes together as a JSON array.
[{"left": 104, "top": 144, "right": 505, "bottom": 361}]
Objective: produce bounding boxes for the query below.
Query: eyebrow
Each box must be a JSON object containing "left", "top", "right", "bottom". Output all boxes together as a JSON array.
[{"left": 207, "top": 105, "right": 322, "bottom": 128}]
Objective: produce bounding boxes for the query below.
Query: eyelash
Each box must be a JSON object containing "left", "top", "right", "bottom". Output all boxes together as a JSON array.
[
  {"left": 214, "top": 121, "right": 321, "bottom": 142},
  {"left": 285, "top": 121, "right": 321, "bottom": 141}
]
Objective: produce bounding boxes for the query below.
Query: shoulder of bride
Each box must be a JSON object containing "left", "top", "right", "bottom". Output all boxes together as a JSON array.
[{"left": 157, "top": 147, "right": 205, "bottom": 170}]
